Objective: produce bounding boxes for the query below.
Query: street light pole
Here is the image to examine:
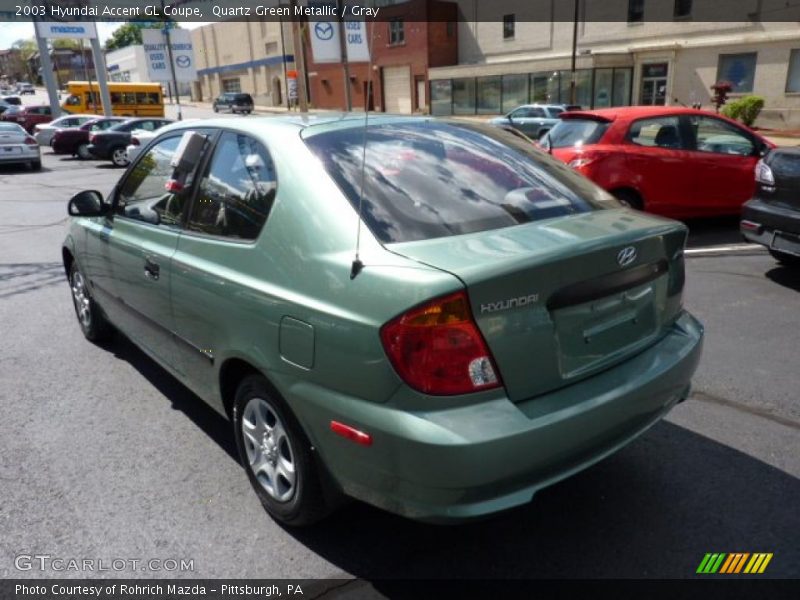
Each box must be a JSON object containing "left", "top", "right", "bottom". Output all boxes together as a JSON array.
[
  {"left": 570, "top": 0, "right": 579, "bottom": 105},
  {"left": 160, "top": 0, "right": 182, "bottom": 121},
  {"left": 336, "top": 0, "right": 352, "bottom": 111}
]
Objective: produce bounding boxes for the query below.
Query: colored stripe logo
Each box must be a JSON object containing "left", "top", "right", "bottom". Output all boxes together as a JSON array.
[{"left": 697, "top": 553, "right": 773, "bottom": 574}]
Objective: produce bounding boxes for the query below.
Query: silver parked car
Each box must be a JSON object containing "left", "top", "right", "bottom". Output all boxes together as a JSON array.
[
  {"left": 0, "top": 122, "right": 41, "bottom": 170},
  {"left": 34, "top": 114, "right": 95, "bottom": 146},
  {"left": 489, "top": 104, "right": 567, "bottom": 139}
]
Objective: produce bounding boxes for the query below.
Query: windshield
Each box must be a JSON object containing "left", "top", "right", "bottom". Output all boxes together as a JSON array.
[
  {"left": 546, "top": 119, "right": 610, "bottom": 149},
  {"left": 304, "top": 121, "right": 615, "bottom": 243}
]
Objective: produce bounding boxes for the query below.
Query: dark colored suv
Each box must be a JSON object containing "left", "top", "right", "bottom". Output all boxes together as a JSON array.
[
  {"left": 212, "top": 92, "right": 254, "bottom": 115},
  {"left": 741, "top": 148, "right": 800, "bottom": 265}
]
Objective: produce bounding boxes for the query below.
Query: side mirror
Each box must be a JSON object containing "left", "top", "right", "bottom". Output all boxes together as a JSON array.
[
  {"left": 68, "top": 190, "right": 107, "bottom": 217},
  {"left": 506, "top": 114, "right": 514, "bottom": 123},
  {"left": 757, "top": 143, "right": 771, "bottom": 158}
]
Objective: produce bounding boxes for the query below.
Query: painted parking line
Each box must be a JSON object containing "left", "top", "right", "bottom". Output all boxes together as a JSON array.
[{"left": 684, "top": 244, "right": 765, "bottom": 257}]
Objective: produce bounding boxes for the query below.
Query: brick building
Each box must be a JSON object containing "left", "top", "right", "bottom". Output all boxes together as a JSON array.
[{"left": 306, "top": 0, "right": 459, "bottom": 113}]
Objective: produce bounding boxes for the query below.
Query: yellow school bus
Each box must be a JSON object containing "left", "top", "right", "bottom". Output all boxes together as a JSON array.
[{"left": 62, "top": 81, "right": 165, "bottom": 117}]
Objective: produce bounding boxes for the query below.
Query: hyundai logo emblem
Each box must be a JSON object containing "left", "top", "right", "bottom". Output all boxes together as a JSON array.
[{"left": 617, "top": 246, "right": 637, "bottom": 267}]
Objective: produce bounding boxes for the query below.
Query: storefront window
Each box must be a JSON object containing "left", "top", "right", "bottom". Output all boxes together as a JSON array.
[
  {"left": 612, "top": 68, "right": 632, "bottom": 106},
  {"left": 452, "top": 78, "right": 476, "bottom": 115},
  {"left": 593, "top": 69, "right": 613, "bottom": 108},
  {"left": 502, "top": 74, "right": 528, "bottom": 113},
  {"left": 575, "top": 69, "right": 593, "bottom": 108},
  {"left": 430, "top": 80, "right": 453, "bottom": 116},
  {"left": 531, "top": 74, "right": 549, "bottom": 103},
  {"left": 476, "top": 76, "right": 502, "bottom": 114}
]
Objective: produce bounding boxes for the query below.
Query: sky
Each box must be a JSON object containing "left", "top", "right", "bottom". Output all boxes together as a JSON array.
[{"left": 0, "top": 22, "right": 210, "bottom": 50}]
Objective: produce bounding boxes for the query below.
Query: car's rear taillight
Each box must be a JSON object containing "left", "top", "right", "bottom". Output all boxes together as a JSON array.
[
  {"left": 755, "top": 158, "right": 775, "bottom": 186},
  {"left": 89, "top": 134, "right": 98, "bottom": 143},
  {"left": 380, "top": 291, "right": 501, "bottom": 395},
  {"left": 24, "top": 136, "right": 37, "bottom": 146},
  {"left": 130, "top": 137, "right": 140, "bottom": 146}
]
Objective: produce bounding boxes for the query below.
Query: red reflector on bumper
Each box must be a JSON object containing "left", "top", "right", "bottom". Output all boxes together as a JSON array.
[
  {"left": 330, "top": 421, "right": 373, "bottom": 446},
  {"left": 740, "top": 220, "right": 762, "bottom": 233}
]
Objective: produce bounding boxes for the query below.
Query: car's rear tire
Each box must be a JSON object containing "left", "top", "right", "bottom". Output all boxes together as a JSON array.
[
  {"left": 613, "top": 189, "right": 644, "bottom": 211},
  {"left": 769, "top": 249, "right": 800, "bottom": 266},
  {"left": 76, "top": 143, "right": 91, "bottom": 160},
  {"left": 68, "top": 261, "right": 113, "bottom": 342},
  {"left": 233, "top": 375, "right": 333, "bottom": 526},
  {"left": 29, "top": 160, "right": 41, "bottom": 171},
  {"left": 111, "top": 147, "right": 129, "bottom": 168}
]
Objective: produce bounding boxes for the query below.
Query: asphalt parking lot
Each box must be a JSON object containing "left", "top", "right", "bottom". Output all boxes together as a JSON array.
[{"left": 0, "top": 137, "right": 798, "bottom": 585}]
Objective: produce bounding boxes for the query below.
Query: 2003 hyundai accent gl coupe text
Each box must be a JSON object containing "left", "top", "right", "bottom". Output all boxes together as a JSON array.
[{"left": 63, "top": 115, "right": 703, "bottom": 525}]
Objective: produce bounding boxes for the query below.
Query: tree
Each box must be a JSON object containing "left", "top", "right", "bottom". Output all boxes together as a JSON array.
[
  {"left": 104, "top": 22, "right": 179, "bottom": 52},
  {"left": 11, "top": 38, "right": 38, "bottom": 82}
]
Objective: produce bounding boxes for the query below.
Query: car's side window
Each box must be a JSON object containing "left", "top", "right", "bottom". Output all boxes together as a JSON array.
[
  {"left": 628, "top": 116, "right": 685, "bottom": 149},
  {"left": 114, "top": 136, "right": 192, "bottom": 227},
  {"left": 529, "top": 107, "right": 546, "bottom": 118},
  {"left": 187, "top": 132, "right": 276, "bottom": 240},
  {"left": 690, "top": 116, "right": 754, "bottom": 156}
]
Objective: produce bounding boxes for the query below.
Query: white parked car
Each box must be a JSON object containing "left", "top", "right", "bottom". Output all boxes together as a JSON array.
[
  {"left": 126, "top": 120, "right": 198, "bottom": 162},
  {"left": 125, "top": 129, "right": 159, "bottom": 163},
  {"left": 0, "top": 122, "right": 41, "bottom": 170},
  {"left": 34, "top": 114, "right": 95, "bottom": 147}
]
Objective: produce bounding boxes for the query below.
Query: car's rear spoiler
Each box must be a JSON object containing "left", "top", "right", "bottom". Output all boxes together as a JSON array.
[{"left": 558, "top": 112, "right": 615, "bottom": 123}]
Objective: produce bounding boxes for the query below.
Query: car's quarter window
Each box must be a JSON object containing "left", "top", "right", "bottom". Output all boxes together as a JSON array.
[
  {"left": 186, "top": 132, "right": 276, "bottom": 240},
  {"left": 627, "top": 116, "right": 685, "bottom": 149},
  {"left": 690, "top": 115, "right": 754, "bottom": 156},
  {"left": 305, "top": 121, "right": 612, "bottom": 243},
  {"left": 114, "top": 136, "right": 192, "bottom": 227}
]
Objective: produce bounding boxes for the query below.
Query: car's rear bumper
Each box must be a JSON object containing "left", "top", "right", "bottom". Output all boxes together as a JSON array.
[
  {"left": 291, "top": 310, "right": 703, "bottom": 522},
  {"left": 86, "top": 144, "right": 109, "bottom": 159},
  {"left": 0, "top": 146, "right": 40, "bottom": 163},
  {"left": 741, "top": 198, "right": 800, "bottom": 250}
]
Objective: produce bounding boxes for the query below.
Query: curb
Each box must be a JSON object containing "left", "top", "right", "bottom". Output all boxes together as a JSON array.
[{"left": 684, "top": 244, "right": 766, "bottom": 257}]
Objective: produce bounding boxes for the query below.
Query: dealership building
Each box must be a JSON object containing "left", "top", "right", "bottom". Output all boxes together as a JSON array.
[
  {"left": 190, "top": 21, "right": 294, "bottom": 107},
  {"left": 429, "top": 0, "right": 800, "bottom": 126}
]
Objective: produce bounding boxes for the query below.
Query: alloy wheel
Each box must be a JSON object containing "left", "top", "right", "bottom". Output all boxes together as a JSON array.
[{"left": 241, "top": 397, "right": 297, "bottom": 503}]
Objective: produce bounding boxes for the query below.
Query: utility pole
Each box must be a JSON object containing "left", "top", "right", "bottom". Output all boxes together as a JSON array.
[
  {"left": 290, "top": 0, "right": 309, "bottom": 112},
  {"left": 278, "top": 10, "right": 289, "bottom": 108},
  {"left": 570, "top": 0, "right": 579, "bottom": 105},
  {"left": 160, "top": 0, "right": 182, "bottom": 121},
  {"left": 336, "top": 0, "right": 352, "bottom": 111}
]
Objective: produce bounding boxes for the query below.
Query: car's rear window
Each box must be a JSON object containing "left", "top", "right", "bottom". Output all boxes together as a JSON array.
[
  {"left": 768, "top": 151, "right": 800, "bottom": 179},
  {"left": 546, "top": 119, "right": 610, "bottom": 148},
  {"left": 304, "top": 121, "right": 613, "bottom": 243},
  {"left": 233, "top": 94, "right": 253, "bottom": 102}
]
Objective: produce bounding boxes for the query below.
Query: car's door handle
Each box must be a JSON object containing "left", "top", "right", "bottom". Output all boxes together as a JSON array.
[{"left": 144, "top": 258, "right": 160, "bottom": 280}]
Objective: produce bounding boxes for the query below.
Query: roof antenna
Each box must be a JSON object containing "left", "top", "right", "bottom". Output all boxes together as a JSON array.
[{"left": 350, "top": 4, "right": 377, "bottom": 280}]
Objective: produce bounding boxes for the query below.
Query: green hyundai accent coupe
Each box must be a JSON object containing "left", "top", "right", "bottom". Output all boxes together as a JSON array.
[{"left": 63, "top": 115, "right": 703, "bottom": 525}]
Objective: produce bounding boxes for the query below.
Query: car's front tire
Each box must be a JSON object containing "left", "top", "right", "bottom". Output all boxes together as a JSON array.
[
  {"left": 233, "top": 375, "right": 333, "bottom": 526},
  {"left": 68, "top": 261, "right": 113, "bottom": 342}
]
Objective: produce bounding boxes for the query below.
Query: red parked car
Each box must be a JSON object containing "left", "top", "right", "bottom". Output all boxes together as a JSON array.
[
  {"left": 51, "top": 116, "right": 126, "bottom": 159},
  {"left": 0, "top": 104, "right": 57, "bottom": 133},
  {"left": 543, "top": 106, "right": 774, "bottom": 218}
]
